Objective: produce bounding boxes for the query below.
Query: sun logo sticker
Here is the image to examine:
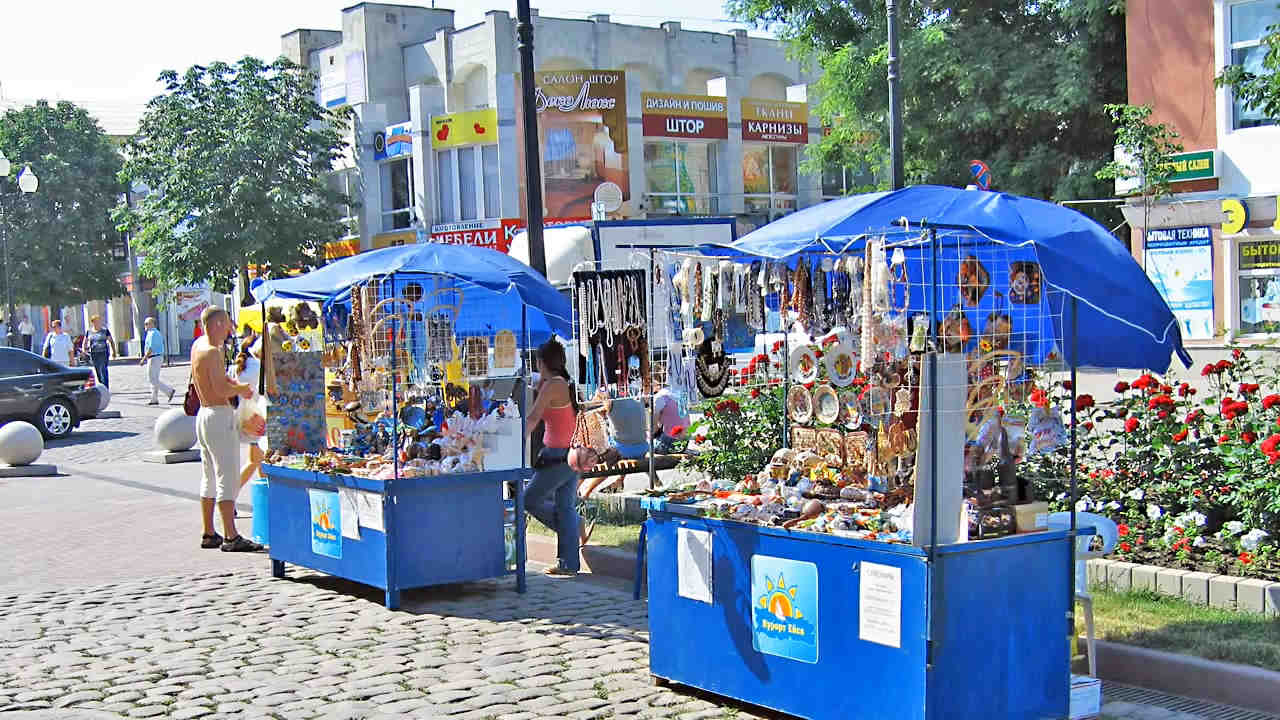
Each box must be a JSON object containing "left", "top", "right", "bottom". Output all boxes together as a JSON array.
[{"left": 750, "top": 556, "right": 818, "bottom": 663}]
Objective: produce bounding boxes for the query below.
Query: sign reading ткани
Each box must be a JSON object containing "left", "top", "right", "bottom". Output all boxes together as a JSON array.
[{"left": 740, "top": 98, "right": 809, "bottom": 144}]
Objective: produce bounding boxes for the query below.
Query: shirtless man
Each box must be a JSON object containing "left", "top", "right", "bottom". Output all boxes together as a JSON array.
[{"left": 192, "top": 307, "right": 261, "bottom": 552}]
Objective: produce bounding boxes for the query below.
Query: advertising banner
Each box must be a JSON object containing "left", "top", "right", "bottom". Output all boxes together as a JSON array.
[
  {"left": 741, "top": 98, "right": 809, "bottom": 144},
  {"left": 641, "top": 92, "right": 729, "bottom": 140},
  {"left": 431, "top": 109, "right": 498, "bottom": 150},
  {"left": 1145, "top": 225, "right": 1213, "bottom": 340},
  {"left": 515, "top": 70, "right": 629, "bottom": 219},
  {"left": 426, "top": 217, "right": 591, "bottom": 253}
]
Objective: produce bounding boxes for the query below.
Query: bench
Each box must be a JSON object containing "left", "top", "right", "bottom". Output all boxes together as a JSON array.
[{"left": 578, "top": 453, "right": 688, "bottom": 481}]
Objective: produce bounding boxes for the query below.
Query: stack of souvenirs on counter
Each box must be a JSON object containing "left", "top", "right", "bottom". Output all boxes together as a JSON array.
[
  {"left": 652, "top": 237, "right": 1072, "bottom": 544},
  {"left": 266, "top": 278, "right": 524, "bottom": 480}
]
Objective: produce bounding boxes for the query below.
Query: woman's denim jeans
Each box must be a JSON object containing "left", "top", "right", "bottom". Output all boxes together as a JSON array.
[{"left": 525, "top": 449, "right": 580, "bottom": 572}]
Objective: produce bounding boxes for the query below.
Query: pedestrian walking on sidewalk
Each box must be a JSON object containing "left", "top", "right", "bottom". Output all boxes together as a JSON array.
[
  {"left": 191, "top": 307, "right": 262, "bottom": 553},
  {"left": 41, "top": 320, "right": 74, "bottom": 365},
  {"left": 85, "top": 314, "right": 115, "bottom": 388},
  {"left": 18, "top": 315, "right": 33, "bottom": 352},
  {"left": 524, "top": 340, "right": 582, "bottom": 577},
  {"left": 141, "top": 317, "right": 175, "bottom": 405}
]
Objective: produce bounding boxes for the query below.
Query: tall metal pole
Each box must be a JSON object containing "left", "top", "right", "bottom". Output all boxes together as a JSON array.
[
  {"left": 516, "top": 0, "right": 548, "bottom": 277},
  {"left": 2, "top": 215, "right": 13, "bottom": 348},
  {"left": 886, "top": 0, "right": 904, "bottom": 190}
]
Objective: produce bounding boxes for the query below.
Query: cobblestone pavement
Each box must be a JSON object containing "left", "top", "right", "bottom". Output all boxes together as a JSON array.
[{"left": 0, "top": 567, "right": 774, "bottom": 720}]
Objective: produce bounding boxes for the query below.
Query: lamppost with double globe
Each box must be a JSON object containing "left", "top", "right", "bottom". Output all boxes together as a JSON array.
[{"left": 0, "top": 150, "right": 39, "bottom": 348}]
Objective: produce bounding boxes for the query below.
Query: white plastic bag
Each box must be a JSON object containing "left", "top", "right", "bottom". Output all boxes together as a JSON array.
[{"left": 237, "top": 394, "right": 268, "bottom": 445}]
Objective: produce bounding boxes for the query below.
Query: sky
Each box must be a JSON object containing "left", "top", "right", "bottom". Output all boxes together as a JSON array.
[{"left": 0, "top": 0, "right": 756, "bottom": 131}]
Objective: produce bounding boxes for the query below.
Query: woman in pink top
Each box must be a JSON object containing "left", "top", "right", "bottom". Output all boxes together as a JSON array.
[{"left": 525, "top": 340, "right": 581, "bottom": 577}]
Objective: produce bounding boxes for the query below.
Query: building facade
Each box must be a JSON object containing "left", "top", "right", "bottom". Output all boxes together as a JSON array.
[
  {"left": 281, "top": 3, "right": 824, "bottom": 259},
  {"left": 1124, "top": 0, "right": 1280, "bottom": 349}
]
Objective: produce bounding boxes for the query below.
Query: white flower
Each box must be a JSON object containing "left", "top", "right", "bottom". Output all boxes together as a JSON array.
[
  {"left": 1147, "top": 504, "right": 1163, "bottom": 521},
  {"left": 1190, "top": 511, "right": 1207, "bottom": 527},
  {"left": 1223, "top": 521, "right": 1245, "bottom": 536},
  {"left": 1056, "top": 492, "right": 1068, "bottom": 502},
  {"left": 1241, "top": 529, "right": 1270, "bottom": 551},
  {"left": 1076, "top": 496, "right": 1093, "bottom": 513},
  {"left": 1128, "top": 488, "right": 1145, "bottom": 501},
  {"left": 1193, "top": 536, "right": 1207, "bottom": 548},
  {"left": 1106, "top": 501, "right": 1122, "bottom": 511}
]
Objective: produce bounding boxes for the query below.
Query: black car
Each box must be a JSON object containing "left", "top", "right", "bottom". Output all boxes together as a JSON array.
[{"left": 0, "top": 347, "right": 99, "bottom": 439}]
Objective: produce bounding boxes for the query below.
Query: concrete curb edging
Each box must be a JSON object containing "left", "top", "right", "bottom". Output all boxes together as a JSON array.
[
  {"left": 1088, "top": 557, "right": 1280, "bottom": 615},
  {"left": 1087, "top": 637, "right": 1280, "bottom": 714}
]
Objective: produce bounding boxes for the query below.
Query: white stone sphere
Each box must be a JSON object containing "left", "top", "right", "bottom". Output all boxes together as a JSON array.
[
  {"left": 95, "top": 384, "right": 111, "bottom": 412},
  {"left": 154, "top": 408, "right": 197, "bottom": 452},
  {"left": 0, "top": 422, "right": 44, "bottom": 466}
]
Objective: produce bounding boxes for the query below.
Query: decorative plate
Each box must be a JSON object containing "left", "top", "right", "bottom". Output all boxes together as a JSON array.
[
  {"left": 840, "top": 390, "right": 863, "bottom": 428},
  {"left": 813, "top": 384, "right": 840, "bottom": 425},
  {"left": 790, "top": 345, "right": 819, "bottom": 384},
  {"left": 825, "top": 343, "right": 857, "bottom": 386},
  {"left": 787, "top": 385, "right": 813, "bottom": 425}
]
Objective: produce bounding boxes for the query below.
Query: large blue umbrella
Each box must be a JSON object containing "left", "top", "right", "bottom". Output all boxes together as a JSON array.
[
  {"left": 730, "top": 185, "right": 1191, "bottom": 372},
  {"left": 251, "top": 243, "right": 572, "bottom": 344}
]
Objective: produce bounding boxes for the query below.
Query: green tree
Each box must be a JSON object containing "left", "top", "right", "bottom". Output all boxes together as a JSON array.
[
  {"left": 0, "top": 101, "right": 125, "bottom": 311},
  {"left": 1216, "top": 11, "right": 1280, "bottom": 124},
  {"left": 727, "top": 0, "right": 1128, "bottom": 225},
  {"left": 117, "top": 57, "right": 350, "bottom": 302},
  {"left": 1095, "top": 103, "right": 1184, "bottom": 232}
]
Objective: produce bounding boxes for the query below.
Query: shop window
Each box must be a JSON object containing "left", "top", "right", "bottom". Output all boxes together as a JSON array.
[
  {"left": 1229, "top": 0, "right": 1280, "bottom": 129},
  {"left": 1238, "top": 267, "right": 1280, "bottom": 335},
  {"left": 435, "top": 146, "right": 501, "bottom": 224},
  {"left": 743, "top": 145, "right": 797, "bottom": 220},
  {"left": 644, "top": 141, "right": 718, "bottom": 215},
  {"left": 326, "top": 168, "right": 359, "bottom": 238},
  {"left": 381, "top": 158, "right": 414, "bottom": 232}
]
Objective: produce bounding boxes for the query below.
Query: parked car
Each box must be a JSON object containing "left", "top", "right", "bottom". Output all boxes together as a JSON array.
[{"left": 0, "top": 348, "right": 99, "bottom": 439}]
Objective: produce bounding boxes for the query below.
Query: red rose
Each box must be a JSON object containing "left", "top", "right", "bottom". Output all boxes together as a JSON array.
[
  {"left": 1217, "top": 359, "right": 1234, "bottom": 372},
  {"left": 750, "top": 388, "right": 761, "bottom": 399},
  {"left": 1158, "top": 410, "right": 1169, "bottom": 419},
  {"left": 1117, "top": 523, "right": 1130, "bottom": 537},
  {"left": 1261, "top": 434, "right": 1280, "bottom": 456},
  {"left": 1062, "top": 380, "right": 1073, "bottom": 391},
  {"left": 1201, "top": 364, "right": 1215, "bottom": 377},
  {"left": 1161, "top": 384, "right": 1173, "bottom": 394},
  {"left": 1075, "top": 394, "right": 1095, "bottom": 411},
  {"left": 1240, "top": 382, "right": 1261, "bottom": 395},
  {"left": 1243, "top": 431, "right": 1257, "bottom": 444},
  {"left": 1218, "top": 434, "right": 1230, "bottom": 444},
  {"left": 1083, "top": 422, "right": 1094, "bottom": 431},
  {"left": 1240, "top": 551, "right": 1254, "bottom": 565},
  {"left": 1194, "top": 488, "right": 1203, "bottom": 497},
  {"left": 1124, "top": 417, "right": 1139, "bottom": 433},
  {"left": 1030, "top": 388, "right": 1050, "bottom": 409},
  {"left": 1132, "top": 374, "right": 1155, "bottom": 390},
  {"left": 1114, "top": 381, "right": 1130, "bottom": 393},
  {"left": 1264, "top": 394, "right": 1280, "bottom": 410},
  {"left": 1172, "top": 428, "right": 1188, "bottom": 442},
  {"left": 669, "top": 425, "right": 685, "bottom": 437},
  {"left": 1147, "top": 395, "right": 1173, "bottom": 410},
  {"left": 1185, "top": 409, "right": 1202, "bottom": 424},
  {"left": 1178, "top": 382, "right": 1191, "bottom": 397},
  {"left": 1233, "top": 348, "right": 1244, "bottom": 359},
  {"left": 1120, "top": 541, "right": 1132, "bottom": 552},
  {"left": 694, "top": 434, "right": 706, "bottom": 444}
]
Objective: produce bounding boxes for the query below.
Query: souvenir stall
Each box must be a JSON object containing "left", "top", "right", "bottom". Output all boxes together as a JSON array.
[
  {"left": 641, "top": 186, "right": 1190, "bottom": 719},
  {"left": 253, "top": 244, "right": 572, "bottom": 609}
]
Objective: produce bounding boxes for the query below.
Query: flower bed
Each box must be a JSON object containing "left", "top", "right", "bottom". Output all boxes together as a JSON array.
[{"left": 1026, "top": 348, "right": 1279, "bottom": 581}]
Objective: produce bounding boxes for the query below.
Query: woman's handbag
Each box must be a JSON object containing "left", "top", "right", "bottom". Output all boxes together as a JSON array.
[{"left": 567, "top": 412, "right": 600, "bottom": 473}]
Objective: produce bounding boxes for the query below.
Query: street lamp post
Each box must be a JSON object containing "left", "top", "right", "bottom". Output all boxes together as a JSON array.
[{"left": 0, "top": 150, "right": 39, "bottom": 348}]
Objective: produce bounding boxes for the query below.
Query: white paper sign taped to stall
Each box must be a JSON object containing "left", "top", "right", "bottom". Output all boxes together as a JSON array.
[
  {"left": 338, "top": 488, "right": 361, "bottom": 540},
  {"left": 355, "top": 491, "right": 384, "bottom": 533},
  {"left": 858, "top": 561, "right": 902, "bottom": 648},
  {"left": 677, "top": 527, "right": 713, "bottom": 604}
]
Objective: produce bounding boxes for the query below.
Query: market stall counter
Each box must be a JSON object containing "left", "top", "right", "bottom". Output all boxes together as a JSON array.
[
  {"left": 644, "top": 502, "right": 1073, "bottom": 719},
  {"left": 250, "top": 243, "right": 573, "bottom": 608}
]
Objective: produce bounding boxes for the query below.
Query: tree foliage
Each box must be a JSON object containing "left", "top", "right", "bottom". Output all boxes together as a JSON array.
[
  {"left": 1216, "top": 14, "right": 1280, "bottom": 124},
  {"left": 727, "top": 0, "right": 1128, "bottom": 225},
  {"left": 1095, "top": 103, "right": 1183, "bottom": 224},
  {"left": 117, "top": 57, "right": 350, "bottom": 298},
  {"left": 0, "top": 101, "right": 124, "bottom": 308}
]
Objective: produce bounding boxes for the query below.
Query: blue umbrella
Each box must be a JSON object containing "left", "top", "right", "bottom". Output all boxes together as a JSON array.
[
  {"left": 251, "top": 243, "right": 572, "bottom": 344},
  {"left": 731, "top": 185, "right": 1190, "bottom": 372}
]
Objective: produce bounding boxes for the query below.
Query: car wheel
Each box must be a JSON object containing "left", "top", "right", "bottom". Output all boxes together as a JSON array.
[{"left": 37, "top": 398, "right": 76, "bottom": 440}]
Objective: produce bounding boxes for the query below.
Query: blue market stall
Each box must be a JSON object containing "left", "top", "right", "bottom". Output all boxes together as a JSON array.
[
  {"left": 643, "top": 186, "right": 1188, "bottom": 719},
  {"left": 252, "top": 243, "right": 572, "bottom": 609}
]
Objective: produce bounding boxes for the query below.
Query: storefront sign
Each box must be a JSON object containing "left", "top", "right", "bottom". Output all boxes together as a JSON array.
[
  {"left": 1145, "top": 226, "right": 1214, "bottom": 340},
  {"left": 374, "top": 123, "right": 412, "bottom": 161},
  {"left": 640, "top": 92, "right": 728, "bottom": 140},
  {"left": 1165, "top": 149, "right": 1218, "bottom": 183},
  {"left": 309, "top": 489, "right": 342, "bottom": 559},
  {"left": 750, "top": 554, "right": 818, "bottom": 663},
  {"left": 741, "top": 98, "right": 809, "bottom": 144},
  {"left": 431, "top": 109, "right": 497, "bottom": 150},
  {"left": 516, "top": 70, "right": 629, "bottom": 219},
  {"left": 429, "top": 219, "right": 521, "bottom": 253},
  {"left": 371, "top": 231, "right": 416, "bottom": 250},
  {"left": 1221, "top": 196, "right": 1280, "bottom": 234},
  {"left": 1239, "top": 239, "right": 1280, "bottom": 270},
  {"left": 324, "top": 238, "right": 360, "bottom": 260}
]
